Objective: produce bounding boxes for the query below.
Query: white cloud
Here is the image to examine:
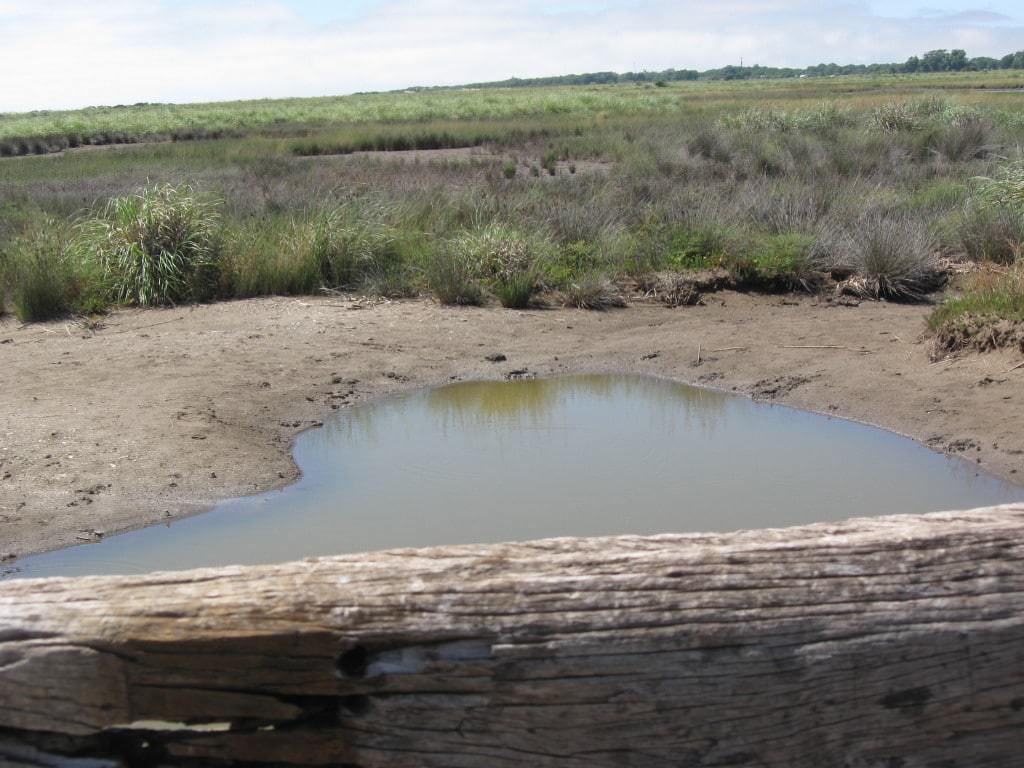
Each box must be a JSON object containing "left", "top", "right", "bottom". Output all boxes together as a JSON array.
[{"left": 1, "top": 0, "right": 1022, "bottom": 112}]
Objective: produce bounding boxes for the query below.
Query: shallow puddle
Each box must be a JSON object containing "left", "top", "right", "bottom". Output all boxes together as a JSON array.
[{"left": 9, "top": 374, "right": 1024, "bottom": 578}]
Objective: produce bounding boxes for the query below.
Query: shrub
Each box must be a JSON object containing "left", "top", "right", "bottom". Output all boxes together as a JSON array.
[
  {"left": 502, "top": 162, "right": 517, "bottom": 179},
  {"left": 73, "top": 184, "right": 221, "bottom": 306}
]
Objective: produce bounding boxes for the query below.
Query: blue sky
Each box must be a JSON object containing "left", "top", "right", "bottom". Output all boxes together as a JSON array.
[{"left": 1, "top": 0, "right": 1021, "bottom": 112}]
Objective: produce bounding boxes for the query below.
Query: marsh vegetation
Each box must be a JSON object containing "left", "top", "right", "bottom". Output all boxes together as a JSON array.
[{"left": 1, "top": 74, "right": 1022, "bottom": 353}]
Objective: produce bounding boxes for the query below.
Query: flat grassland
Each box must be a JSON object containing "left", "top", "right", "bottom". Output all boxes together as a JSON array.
[
  {"left": 3, "top": 70, "right": 1024, "bottom": 147},
  {"left": 1, "top": 72, "right": 1023, "bottom": 558}
]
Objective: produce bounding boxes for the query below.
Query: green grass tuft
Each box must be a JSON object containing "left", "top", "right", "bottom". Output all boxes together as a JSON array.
[{"left": 72, "top": 184, "right": 221, "bottom": 307}]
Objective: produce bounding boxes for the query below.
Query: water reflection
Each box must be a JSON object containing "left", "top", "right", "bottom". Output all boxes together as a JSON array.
[{"left": 9, "top": 374, "right": 1023, "bottom": 579}]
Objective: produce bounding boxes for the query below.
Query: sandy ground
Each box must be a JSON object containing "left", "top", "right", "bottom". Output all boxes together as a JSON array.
[{"left": 1, "top": 292, "right": 1023, "bottom": 561}]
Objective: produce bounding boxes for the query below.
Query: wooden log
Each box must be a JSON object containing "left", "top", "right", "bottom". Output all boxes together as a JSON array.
[{"left": 2, "top": 505, "right": 1024, "bottom": 767}]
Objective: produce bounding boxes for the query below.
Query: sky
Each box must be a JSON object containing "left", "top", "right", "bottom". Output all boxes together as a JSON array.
[{"left": 1, "top": 0, "right": 1022, "bottom": 113}]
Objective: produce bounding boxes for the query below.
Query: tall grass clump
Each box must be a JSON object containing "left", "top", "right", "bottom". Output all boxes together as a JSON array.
[
  {"left": 222, "top": 215, "right": 325, "bottom": 297},
  {"left": 974, "top": 162, "right": 1024, "bottom": 209},
  {"left": 727, "top": 232, "right": 818, "bottom": 290},
  {"left": 930, "top": 267, "right": 1024, "bottom": 330},
  {"left": 953, "top": 163, "right": 1024, "bottom": 263},
  {"left": 832, "top": 213, "right": 943, "bottom": 300},
  {"left": 73, "top": 184, "right": 221, "bottom": 306},
  {"left": 447, "top": 224, "right": 548, "bottom": 308},
  {"left": 929, "top": 117, "right": 992, "bottom": 162},
  {"left": 423, "top": 246, "right": 484, "bottom": 305},
  {"left": 318, "top": 212, "right": 414, "bottom": 296},
  {"left": 953, "top": 205, "right": 1024, "bottom": 263},
  {"left": 224, "top": 205, "right": 417, "bottom": 299},
  {"left": 1, "top": 218, "right": 74, "bottom": 321},
  {"left": 928, "top": 266, "right": 1024, "bottom": 356}
]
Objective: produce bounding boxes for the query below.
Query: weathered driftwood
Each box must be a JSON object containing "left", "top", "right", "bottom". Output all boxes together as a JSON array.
[{"left": 2, "top": 505, "right": 1024, "bottom": 767}]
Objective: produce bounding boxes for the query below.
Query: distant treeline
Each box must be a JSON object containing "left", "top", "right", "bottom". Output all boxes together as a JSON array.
[{"left": 413, "top": 49, "right": 1024, "bottom": 90}]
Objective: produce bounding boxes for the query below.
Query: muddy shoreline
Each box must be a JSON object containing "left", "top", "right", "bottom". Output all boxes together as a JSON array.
[{"left": 2, "top": 292, "right": 1023, "bottom": 561}]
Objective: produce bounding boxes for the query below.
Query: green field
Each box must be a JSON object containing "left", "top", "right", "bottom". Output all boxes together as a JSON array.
[
  {"left": 4, "top": 71, "right": 1024, "bottom": 151},
  {"left": 1, "top": 72, "right": 1023, "bottom": 347}
]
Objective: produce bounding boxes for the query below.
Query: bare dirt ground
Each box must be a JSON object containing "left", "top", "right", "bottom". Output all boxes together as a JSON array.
[{"left": 2, "top": 293, "right": 1023, "bottom": 560}]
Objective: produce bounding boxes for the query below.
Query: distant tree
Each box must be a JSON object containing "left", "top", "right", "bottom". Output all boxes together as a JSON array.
[
  {"left": 921, "top": 49, "right": 951, "bottom": 72},
  {"left": 970, "top": 57, "right": 999, "bottom": 71},
  {"left": 449, "top": 46, "right": 1024, "bottom": 91}
]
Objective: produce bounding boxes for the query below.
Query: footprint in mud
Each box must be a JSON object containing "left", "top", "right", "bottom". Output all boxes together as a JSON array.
[
  {"left": 750, "top": 374, "right": 817, "bottom": 401},
  {"left": 926, "top": 436, "right": 980, "bottom": 454}
]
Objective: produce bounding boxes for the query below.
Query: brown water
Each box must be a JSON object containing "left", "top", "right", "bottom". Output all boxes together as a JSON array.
[{"left": 7, "top": 374, "right": 1023, "bottom": 579}]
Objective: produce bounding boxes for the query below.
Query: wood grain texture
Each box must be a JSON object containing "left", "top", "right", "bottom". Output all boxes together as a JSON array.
[{"left": 2, "top": 505, "right": 1024, "bottom": 767}]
